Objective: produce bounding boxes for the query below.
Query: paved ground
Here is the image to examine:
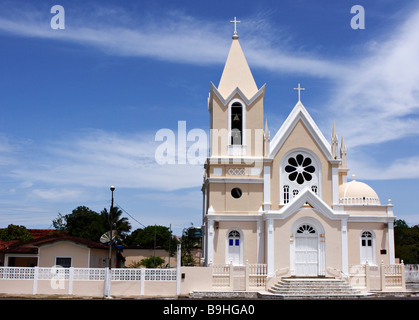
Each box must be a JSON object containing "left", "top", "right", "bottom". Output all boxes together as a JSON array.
[{"left": 0, "top": 291, "right": 418, "bottom": 300}]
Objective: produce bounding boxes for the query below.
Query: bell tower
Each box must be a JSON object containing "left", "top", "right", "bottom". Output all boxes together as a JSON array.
[
  {"left": 207, "top": 18, "right": 266, "bottom": 158},
  {"left": 202, "top": 18, "right": 268, "bottom": 266}
]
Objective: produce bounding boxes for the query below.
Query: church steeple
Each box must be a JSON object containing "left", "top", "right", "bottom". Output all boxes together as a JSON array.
[
  {"left": 208, "top": 18, "right": 265, "bottom": 158},
  {"left": 217, "top": 18, "right": 258, "bottom": 99},
  {"left": 331, "top": 122, "right": 338, "bottom": 159},
  {"left": 340, "top": 135, "right": 347, "bottom": 168}
]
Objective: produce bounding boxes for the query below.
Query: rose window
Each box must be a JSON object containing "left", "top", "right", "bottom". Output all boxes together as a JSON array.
[{"left": 285, "top": 154, "right": 315, "bottom": 185}]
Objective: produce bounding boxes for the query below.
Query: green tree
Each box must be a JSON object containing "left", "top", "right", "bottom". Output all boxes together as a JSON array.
[
  {"left": 0, "top": 224, "right": 33, "bottom": 242},
  {"left": 394, "top": 219, "right": 419, "bottom": 264},
  {"left": 52, "top": 206, "right": 106, "bottom": 242},
  {"left": 125, "top": 225, "right": 178, "bottom": 255},
  {"left": 52, "top": 205, "right": 132, "bottom": 243},
  {"left": 180, "top": 226, "right": 201, "bottom": 266},
  {"left": 100, "top": 206, "right": 131, "bottom": 241},
  {"left": 139, "top": 256, "right": 167, "bottom": 268}
]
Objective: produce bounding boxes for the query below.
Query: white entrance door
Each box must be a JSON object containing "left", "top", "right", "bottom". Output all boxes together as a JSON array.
[
  {"left": 227, "top": 230, "right": 241, "bottom": 265},
  {"left": 295, "top": 224, "right": 318, "bottom": 276},
  {"left": 361, "top": 231, "right": 374, "bottom": 265}
]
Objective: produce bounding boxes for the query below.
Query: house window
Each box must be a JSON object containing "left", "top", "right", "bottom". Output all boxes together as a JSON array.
[
  {"left": 56, "top": 257, "right": 72, "bottom": 268},
  {"left": 284, "top": 185, "right": 290, "bottom": 204},
  {"left": 231, "top": 102, "right": 243, "bottom": 145}
]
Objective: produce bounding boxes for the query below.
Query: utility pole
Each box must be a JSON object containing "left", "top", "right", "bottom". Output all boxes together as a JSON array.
[
  {"left": 108, "top": 186, "right": 115, "bottom": 269},
  {"left": 168, "top": 224, "right": 172, "bottom": 267},
  {"left": 154, "top": 224, "right": 156, "bottom": 268}
]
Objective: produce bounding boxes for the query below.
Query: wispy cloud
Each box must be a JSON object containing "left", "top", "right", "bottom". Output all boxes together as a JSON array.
[
  {"left": 329, "top": 7, "right": 419, "bottom": 148},
  {"left": 1, "top": 2, "right": 419, "bottom": 183},
  {"left": 0, "top": 3, "right": 349, "bottom": 78},
  {"left": 9, "top": 130, "right": 203, "bottom": 192},
  {"left": 349, "top": 155, "right": 419, "bottom": 180}
]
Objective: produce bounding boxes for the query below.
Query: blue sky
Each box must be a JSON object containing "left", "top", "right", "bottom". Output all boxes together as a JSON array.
[{"left": 0, "top": 0, "right": 419, "bottom": 236}]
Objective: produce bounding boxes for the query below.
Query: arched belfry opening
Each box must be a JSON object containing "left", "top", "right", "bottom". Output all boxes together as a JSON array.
[{"left": 231, "top": 102, "right": 243, "bottom": 145}]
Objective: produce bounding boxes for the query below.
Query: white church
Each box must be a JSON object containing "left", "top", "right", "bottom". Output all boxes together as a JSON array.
[{"left": 201, "top": 19, "right": 396, "bottom": 279}]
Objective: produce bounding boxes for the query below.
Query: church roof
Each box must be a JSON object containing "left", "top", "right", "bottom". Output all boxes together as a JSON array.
[
  {"left": 217, "top": 38, "right": 258, "bottom": 99},
  {"left": 269, "top": 100, "right": 336, "bottom": 162}
]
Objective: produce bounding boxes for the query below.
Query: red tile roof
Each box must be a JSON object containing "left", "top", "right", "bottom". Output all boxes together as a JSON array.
[
  {"left": 0, "top": 230, "right": 108, "bottom": 253},
  {"left": 0, "top": 229, "right": 56, "bottom": 251}
]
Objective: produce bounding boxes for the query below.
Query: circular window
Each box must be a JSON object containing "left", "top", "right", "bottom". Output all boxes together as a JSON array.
[
  {"left": 285, "top": 154, "right": 315, "bottom": 185},
  {"left": 231, "top": 188, "right": 242, "bottom": 199}
]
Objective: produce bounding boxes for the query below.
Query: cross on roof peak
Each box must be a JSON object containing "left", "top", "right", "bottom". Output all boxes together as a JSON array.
[
  {"left": 293, "top": 83, "right": 305, "bottom": 101},
  {"left": 230, "top": 17, "right": 240, "bottom": 39}
]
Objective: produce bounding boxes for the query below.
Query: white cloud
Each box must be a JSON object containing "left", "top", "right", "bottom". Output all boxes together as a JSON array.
[
  {"left": 0, "top": 4, "right": 350, "bottom": 78},
  {"left": 31, "top": 188, "right": 86, "bottom": 202},
  {"left": 329, "top": 7, "right": 419, "bottom": 148},
  {"left": 9, "top": 130, "right": 204, "bottom": 192},
  {"left": 1, "top": 2, "right": 419, "bottom": 185},
  {"left": 349, "top": 156, "right": 419, "bottom": 181}
]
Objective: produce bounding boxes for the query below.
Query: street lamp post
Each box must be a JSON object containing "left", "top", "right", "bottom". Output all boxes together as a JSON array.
[{"left": 108, "top": 186, "right": 115, "bottom": 269}]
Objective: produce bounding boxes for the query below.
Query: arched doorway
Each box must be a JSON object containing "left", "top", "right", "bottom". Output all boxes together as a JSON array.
[
  {"left": 226, "top": 230, "right": 242, "bottom": 265},
  {"left": 360, "top": 230, "right": 376, "bottom": 265},
  {"left": 291, "top": 218, "right": 325, "bottom": 277}
]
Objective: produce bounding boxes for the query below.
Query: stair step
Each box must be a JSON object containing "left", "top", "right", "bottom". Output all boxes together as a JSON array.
[{"left": 268, "top": 278, "right": 361, "bottom": 297}]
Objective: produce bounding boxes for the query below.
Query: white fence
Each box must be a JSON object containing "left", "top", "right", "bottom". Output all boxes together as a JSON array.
[
  {"left": 0, "top": 266, "right": 176, "bottom": 281},
  {"left": 348, "top": 262, "right": 405, "bottom": 292},
  {"left": 405, "top": 264, "right": 419, "bottom": 283},
  {"left": 0, "top": 266, "right": 177, "bottom": 297},
  {"left": 212, "top": 263, "right": 267, "bottom": 291}
]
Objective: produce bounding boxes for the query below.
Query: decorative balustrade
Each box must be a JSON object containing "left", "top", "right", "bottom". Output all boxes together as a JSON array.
[
  {"left": 211, "top": 263, "right": 267, "bottom": 290},
  {"left": 348, "top": 262, "right": 405, "bottom": 291},
  {"left": 339, "top": 197, "right": 380, "bottom": 205}
]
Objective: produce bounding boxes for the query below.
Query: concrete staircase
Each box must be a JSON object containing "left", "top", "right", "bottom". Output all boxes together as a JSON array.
[{"left": 264, "top": 278, "right": 364, "bottom": 299}]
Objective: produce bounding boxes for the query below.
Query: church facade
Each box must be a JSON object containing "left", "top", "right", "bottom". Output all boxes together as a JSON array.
[{"left": 201, "top": 26, "right": 396, "bottom": 278}]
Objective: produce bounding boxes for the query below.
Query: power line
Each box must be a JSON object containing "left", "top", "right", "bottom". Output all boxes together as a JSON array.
[{"left": 114, "top": 202, "right": 146, "bottom": 228}]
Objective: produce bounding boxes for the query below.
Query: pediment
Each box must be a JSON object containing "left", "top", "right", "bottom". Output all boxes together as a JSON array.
[{"left": 269, "top": 101, "right": 336, "bottom": 162}]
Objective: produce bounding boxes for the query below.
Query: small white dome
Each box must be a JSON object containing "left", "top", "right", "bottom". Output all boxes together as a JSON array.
[{"left": 339, "top": 180, "right": 380, "bottom": 205}]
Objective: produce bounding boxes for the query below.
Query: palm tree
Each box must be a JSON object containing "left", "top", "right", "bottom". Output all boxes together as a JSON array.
[{"left": 100, "top": 206, "right": 131, "bottom": 242}]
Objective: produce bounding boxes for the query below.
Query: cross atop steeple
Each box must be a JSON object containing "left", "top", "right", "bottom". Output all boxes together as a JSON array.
[
  {"left": 293, "top": 83, "right": 305, "bottom": 101},
  {"left": 230, "top": 17, "right": 240, "bottom": 39}
]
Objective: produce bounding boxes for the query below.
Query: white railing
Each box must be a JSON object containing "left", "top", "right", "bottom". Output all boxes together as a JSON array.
[
  {"left": 339, "top": 197, "right": 380, "bottom": 205},
  {"left": 144, "top": 268, "right": 177, "bottom": 281},
  {"left": 212, "top": 264, "right": 231, "bottom": 287},
  {"left": 0, "top": 266, "right": 35, "bottom": 280},
  {"left": 0, "top": 266, "right": 176, "bottom": 281},
  {"left": 348, "top": 262, "right": 405, "bottom": 291},
  {"left": 248, "top": 264, "right": 267, "bottom": 289},
  {"left": 384, "top": 264, "right": 404, "bottom": 288},
  {"left": 405, "top": 264, "right": 419, "bottom": 282},
  {"left": 211, "top": 263, "right": 267, "bottom": 290},
  {"left": 74, "top": 268, "right": 106, "bottom": 281}
]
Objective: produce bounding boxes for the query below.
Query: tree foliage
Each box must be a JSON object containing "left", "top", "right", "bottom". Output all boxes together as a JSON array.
[
  {"left": 52, "top": 205, "right": 131, "bottom": 243},
  {"left": 125, "top": 225, "right": 178, "bottom": 255},
  {"left": 100, "top": 206, "right": 131, "bottom": 239},
  {"left": 0, "top": 224, "right": 33, "bottom": 242},
  {"left": 394, "top": 219, "right": 419, "bottom": 264},
  {"left": 180, "top": 226, "right": 201, "bottom": 266}
]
